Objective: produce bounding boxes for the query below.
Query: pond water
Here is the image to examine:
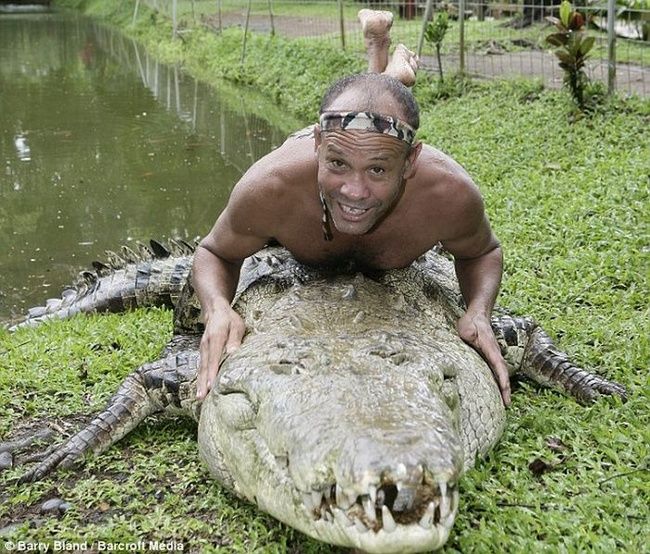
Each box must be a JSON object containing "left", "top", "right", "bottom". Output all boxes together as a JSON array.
[{"left": 0, "top": 8, "right": 296, "bottom": 321}]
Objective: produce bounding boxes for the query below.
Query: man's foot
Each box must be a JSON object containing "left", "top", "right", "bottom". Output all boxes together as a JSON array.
[
  {"left": 384, "top": 44, "right": 418, "bottom": 87},
  {"left": 358, "top": 9, "right": 394, "bottom": 73}
]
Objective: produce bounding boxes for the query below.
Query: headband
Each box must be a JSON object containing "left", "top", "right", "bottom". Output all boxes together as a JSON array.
[{"left": 319, "top": 111, "right": 416, "bottom": 145}]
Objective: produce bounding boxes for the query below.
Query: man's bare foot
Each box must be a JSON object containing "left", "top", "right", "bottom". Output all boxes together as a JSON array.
[
  {"left": 385, "top": 43, "right": 418, "bottom": 87},
  {"left": 358, "top": 9, "right": 394, "bottom": 73}
]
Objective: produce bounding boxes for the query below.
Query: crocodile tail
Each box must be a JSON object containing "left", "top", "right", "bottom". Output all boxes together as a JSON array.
[
  {"left": 492, "top": 315, "right": 627, "bottom": 404},
  {"left": 18, "top": 337, "right": 201, "bottom": 483},
  {"left": 8, "top": 239, "right": 197, "bottom": 331}
]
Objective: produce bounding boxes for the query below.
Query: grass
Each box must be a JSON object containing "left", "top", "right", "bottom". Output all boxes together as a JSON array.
[{"left": 1, "top": 0, "right": 649, "bottom": 551}]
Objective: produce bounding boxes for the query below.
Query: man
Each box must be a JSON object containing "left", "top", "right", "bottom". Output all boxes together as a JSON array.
[{"left": 193, "top": 11, "right": 510, "bottom": 406}]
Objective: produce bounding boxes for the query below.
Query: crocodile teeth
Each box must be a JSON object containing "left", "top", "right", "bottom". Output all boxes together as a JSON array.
[
  {"left": 354, "top": 517, "right": 369, "bottom": 534},
  {"left": 311, "top": 490, "right": 323, "bottom": 509},
  {"left": 335, "top": 484, "right": 344, "bottom": 507},
  {"left": 302, "top": 492, "right": 318, "bottom": 512},
  {"left": 333, "top": 508, "right": 353, "bottom": 528},
  {"left": 362, "top": 496, "right": 376, "bottom": 523},
  {"left": 439, "top": 485, "right": 451, "bottom": 522},
  {"left": 451, "top": 488, "right": 459, "bottom": 514},
  {"left": 368, "top": 484, "right": 377, "bottom": 504},
  {"left": 419, "top": 501, "right": 435, "bottom": 529},
  {"left": 381, "top": 506, "right": 397, "bottom": 533},
  {"left": 335, "top": 486, "right": 356, "bottom": 510}
]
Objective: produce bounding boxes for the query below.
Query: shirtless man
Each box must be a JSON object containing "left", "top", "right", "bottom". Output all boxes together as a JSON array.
[{"left": 193, "top": 10, "right": 510, "bottom": 406}]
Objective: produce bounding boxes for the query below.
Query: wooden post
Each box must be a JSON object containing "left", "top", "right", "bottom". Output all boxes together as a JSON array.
[
  {"left": 417, "top": 0, "right": 434, "bottom": 59},
  {"left": 132, "top": 0, "right": 140, "bottom": 26},
  {"left": 268, "top": 0, "right": 275, "bottom": 36},
  {"left": 607, "top": 0, "right": 616, "bottom": 94},
  {"left": 241, "top": 0, "right": 252, "bottom": 64},
  {"left": 338, "top": 0, "right": 346, "bottom": 50},
  {"left": 172, "top": 0, "right": 178, "bottom": 38},
  {"left": 217, "top": 0, "right": 222, "bottom": 34},
  {"left": 459, "top": 0, "right": 466, "bottom": 74}
]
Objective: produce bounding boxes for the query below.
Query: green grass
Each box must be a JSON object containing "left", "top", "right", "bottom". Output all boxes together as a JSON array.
[
  {"left": 2, "top": 0, "right": 649, "bottom": 551},
  {"left": 2, "top": 82, "right": 648, "bottom": 550}
]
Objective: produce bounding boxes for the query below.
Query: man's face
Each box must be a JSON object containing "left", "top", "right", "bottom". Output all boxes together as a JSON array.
[{"left": 316, "top": 129, "right": 416, "bottom": 236}]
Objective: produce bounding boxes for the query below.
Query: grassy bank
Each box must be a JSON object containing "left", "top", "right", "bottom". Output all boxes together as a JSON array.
[
  {"left": 53, "top": 0, "right": 364, "bottom": 127},
  {"left": 1, "top": 0, "right": 649, "bottom": 552}
]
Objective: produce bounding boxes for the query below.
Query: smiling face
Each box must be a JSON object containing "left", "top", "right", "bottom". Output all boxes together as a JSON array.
[
  {"left": 316, "top": 129, "right": 417, "bottom": 236},
  {"left": 315, "top": 80, "right": 421, "bottom": 237}
]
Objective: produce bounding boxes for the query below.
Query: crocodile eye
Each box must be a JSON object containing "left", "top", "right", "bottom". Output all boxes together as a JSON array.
[{"left": 214, "top": 392, "right": 256, "bottom": 430}]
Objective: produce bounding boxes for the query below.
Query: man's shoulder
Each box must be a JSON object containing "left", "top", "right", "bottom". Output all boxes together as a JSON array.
[
  {"left": 415, "top": 144, "right": 480, "bottom": 202},
  {"left": 227, "top": 129, "right": 318, "bottom": 217}
]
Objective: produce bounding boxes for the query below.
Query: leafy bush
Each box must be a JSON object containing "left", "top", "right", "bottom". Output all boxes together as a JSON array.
[
  {"left": 424, "top": 12, "right": 450, "bottom": 82},
  {"left": 546, "top": 1, "right": 596, "bottom": 112}
]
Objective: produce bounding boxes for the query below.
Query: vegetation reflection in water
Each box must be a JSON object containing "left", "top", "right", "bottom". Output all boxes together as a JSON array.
[{"left": 0, "top": 9, "right": 294, "bottom": 321}]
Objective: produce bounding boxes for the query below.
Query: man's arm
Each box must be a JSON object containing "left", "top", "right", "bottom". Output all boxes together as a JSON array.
[
  {"left": 441, "top": 188, "right": 510, "bottom": 406},
  {"left": 193, "top": 169, "right": 277, "bottom": 400}
]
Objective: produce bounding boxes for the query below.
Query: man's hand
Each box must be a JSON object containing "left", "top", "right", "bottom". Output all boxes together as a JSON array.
[
  {"left": 457, "top": 311, "right": 511, "bottom": 406},
  {"left": 196, "top": 306, "right": 246, "bottom": 400}
]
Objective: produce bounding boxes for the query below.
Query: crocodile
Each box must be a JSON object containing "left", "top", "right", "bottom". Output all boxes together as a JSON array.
[{"left": 5, "top": 244, "right": 626, "bottom": 553}]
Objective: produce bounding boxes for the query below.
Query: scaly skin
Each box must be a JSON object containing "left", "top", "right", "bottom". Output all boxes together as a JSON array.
[
  {"left": 7, "top": 240, "right": 195, "bottom": 332},
  {"left": 5, "top": 246, "right": 626, "bottom": 553}
]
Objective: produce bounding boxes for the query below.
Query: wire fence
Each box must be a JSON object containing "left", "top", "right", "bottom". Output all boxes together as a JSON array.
[{"left": 134, "top": 0, "right": 650, "bottom": 96}]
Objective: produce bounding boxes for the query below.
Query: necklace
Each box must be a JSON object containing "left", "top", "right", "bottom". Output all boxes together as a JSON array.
[{"left": 319, "top": 190, "right": 333, "bottom": 242}]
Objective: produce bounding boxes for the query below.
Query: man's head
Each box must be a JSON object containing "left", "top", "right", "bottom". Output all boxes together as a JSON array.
[{"left": 315, "top": 74, "right": 422, "bottom": 237}]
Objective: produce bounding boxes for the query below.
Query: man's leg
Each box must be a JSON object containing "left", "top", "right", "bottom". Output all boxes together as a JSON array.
[
  {"left": 385, "top": 44, "right": 418, "bottom": 87},
  {"left": 358, "top": 9, "right": 418, "bottom": 87},
  {"left": 358, "top": 9, "right": 393, "bottom": 73}
]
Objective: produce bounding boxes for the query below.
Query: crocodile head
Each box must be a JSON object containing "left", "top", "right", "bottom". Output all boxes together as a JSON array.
[{"left": 199, "top": 271, "right": 469, "bottom": 553}]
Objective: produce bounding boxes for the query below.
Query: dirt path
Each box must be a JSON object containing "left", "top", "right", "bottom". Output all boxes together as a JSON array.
[{"left": 202, "top": 11, "right": 649, "bottom": 97}]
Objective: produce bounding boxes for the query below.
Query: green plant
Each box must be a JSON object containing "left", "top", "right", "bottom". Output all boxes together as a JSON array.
[
  {"left": 424, "top": 12, "right": 450, "bottom": 83},
  {"left": 546, "top": 1, "right": 596, "bottom": 111}
]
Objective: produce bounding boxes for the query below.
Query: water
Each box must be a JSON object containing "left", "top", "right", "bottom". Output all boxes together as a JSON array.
[{"left": 0, "top": 8, "right": 296, "bottom": 321}]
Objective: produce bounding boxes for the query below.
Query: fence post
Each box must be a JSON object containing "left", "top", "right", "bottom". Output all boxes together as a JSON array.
[
  {"left": 417, "top": 0, "right": 434, "bottom": 58},
  {"left": 172, "top": 0, "right": 177, "bottom": 38},
  {"left": 607, "top": 0, "right": 616, "bottom": 94},
  {"left": 241, "top": 0, "right": 252, "bottom": 64},
  {"left": 338, "top": 0, "right": 346, "bottom": 50},
  {"left": 217, "top": 0, "right": 222, "bottom": 34},
  {"left": 132, "top": 0, "right": 140, "bottom": 26},
  {"left": 458, "top": 0, "right": 465, "bottom": 75},
  {"left": 268, "top": 0, "right": 275, "bottom": 37}
]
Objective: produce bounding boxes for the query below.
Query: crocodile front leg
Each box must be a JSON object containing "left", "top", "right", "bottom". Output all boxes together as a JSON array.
[
  {"left": 16, "top": 335, "right": 201, "bottom": 483},
  {"left": 491, "top": 315, "right": 627, "bottom": 404}
]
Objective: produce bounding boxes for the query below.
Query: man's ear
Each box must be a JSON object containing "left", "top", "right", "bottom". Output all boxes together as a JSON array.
[{"left": 403, "top": 141, "right": 422, "bottom": 180}]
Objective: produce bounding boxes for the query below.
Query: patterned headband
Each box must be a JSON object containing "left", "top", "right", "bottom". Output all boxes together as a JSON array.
[{"left": 319, "top": 111, "right": 416, "bottom": 145}]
